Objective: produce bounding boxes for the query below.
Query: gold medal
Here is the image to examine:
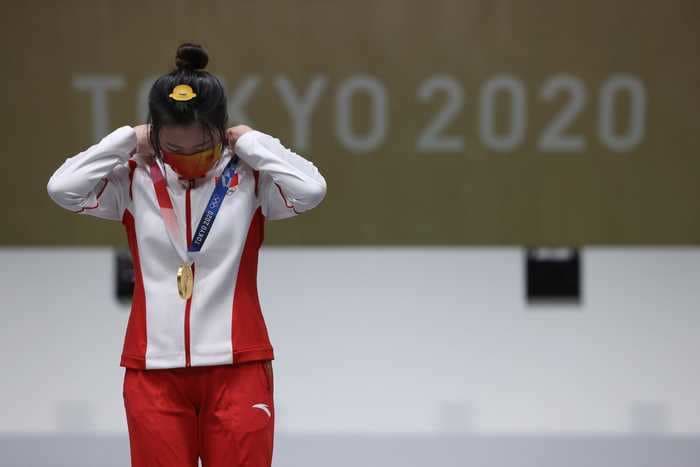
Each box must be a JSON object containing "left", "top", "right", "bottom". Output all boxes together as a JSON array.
[{"left": 177, "top": 263, "right": 194, "bottom": 300}]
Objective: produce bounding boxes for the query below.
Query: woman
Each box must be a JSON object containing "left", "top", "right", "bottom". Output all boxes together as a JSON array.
[{"left": 46, "top": 42, "right": 327, "bottom": 467}]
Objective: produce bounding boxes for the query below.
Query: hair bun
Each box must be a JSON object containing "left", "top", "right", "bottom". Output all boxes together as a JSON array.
[{"left": 175, "top": 42, "right": 209, "bottom": 71}]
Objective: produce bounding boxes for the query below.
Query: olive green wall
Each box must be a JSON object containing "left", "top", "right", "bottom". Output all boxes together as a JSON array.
[{"left": 4, "top": 0, "right": 699, "bottom": 245}]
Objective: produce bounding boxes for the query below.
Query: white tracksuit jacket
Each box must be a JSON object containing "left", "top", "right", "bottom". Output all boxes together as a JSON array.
[{"left": 47, "top": 126, "right": 327, "bottom": 369}]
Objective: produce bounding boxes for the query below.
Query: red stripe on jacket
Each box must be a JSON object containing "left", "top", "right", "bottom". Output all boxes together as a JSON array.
[
  {"left": 128, "top": 160, "right": 137, "bottom": 199},
  {"left": 231, "top": 206, "right": 273, "bottom": 363},
  {"left": 73, "top": 177, "right": 111, "bottom": 213},
  {"left": 119, "top": 209, "right": 147, "bottom": 369}
]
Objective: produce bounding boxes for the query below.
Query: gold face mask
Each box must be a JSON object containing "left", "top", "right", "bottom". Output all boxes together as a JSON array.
[{"left": 161, "top": 143, "right": 223, "bottom": 179}]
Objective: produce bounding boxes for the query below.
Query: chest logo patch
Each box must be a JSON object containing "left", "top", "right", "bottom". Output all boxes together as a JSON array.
[{"left": 216, "top": 171, "right": 241, "bottom": 195}]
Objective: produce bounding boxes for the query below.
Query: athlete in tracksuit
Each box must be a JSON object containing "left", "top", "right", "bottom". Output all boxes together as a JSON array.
[{"left": 46, "top": 122, "right": 327, "bottom": 466}]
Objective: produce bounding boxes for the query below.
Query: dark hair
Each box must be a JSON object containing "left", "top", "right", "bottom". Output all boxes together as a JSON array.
[{"left": 147, "top": 42, "right": 228, "bottom": 159}]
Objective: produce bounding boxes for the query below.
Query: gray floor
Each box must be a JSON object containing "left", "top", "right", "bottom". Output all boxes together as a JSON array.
[{"left": 2, "top": 433, "right": 699, "bottom": 467}]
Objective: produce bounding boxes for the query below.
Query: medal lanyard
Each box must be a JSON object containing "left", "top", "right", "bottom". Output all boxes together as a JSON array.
[{"left": 148, "top": 154, "right": 240, "bottom": 265}]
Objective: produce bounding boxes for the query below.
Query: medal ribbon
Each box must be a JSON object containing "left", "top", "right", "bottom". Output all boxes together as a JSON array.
[{"left": 148, "top": 154, "right": 240, "bottom": 265}]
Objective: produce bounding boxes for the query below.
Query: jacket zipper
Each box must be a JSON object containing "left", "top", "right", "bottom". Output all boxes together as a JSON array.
[{"left": 184, "top": 179, "right": 194, "bottom": 367}]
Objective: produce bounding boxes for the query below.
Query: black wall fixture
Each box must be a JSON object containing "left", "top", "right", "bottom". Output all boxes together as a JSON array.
[
  {"left": 525, "top": 247, "right": 581, "bottom": 305},
  {"left": 115, "top": 249, "right": 134, "bottom": 304}
]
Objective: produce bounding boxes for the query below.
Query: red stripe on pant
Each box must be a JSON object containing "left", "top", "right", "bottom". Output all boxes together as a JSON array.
[{"left": 123, "top": 360, "right": 275, "bottom": 467}]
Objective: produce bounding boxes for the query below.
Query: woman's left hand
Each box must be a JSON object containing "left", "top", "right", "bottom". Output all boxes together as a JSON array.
[{"left": 226, "top": 125, "right": 254, "bottom": 148}]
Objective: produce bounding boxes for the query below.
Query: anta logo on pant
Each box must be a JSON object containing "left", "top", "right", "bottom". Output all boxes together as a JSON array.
[{"left": 252, "top": 403, "right": 271, "bottom": 417}]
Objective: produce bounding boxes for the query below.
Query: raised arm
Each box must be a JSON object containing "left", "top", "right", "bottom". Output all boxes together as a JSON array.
[
  {"left": 46, "top": 125, "right": 137, "bottom": 221},
  {"left": 232, "top": 129, "right": 327, "bottom": 220}
]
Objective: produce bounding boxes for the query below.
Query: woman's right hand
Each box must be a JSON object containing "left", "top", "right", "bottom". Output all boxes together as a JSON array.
[{"left": 133, "top": 124, "right": 155, "bottom": 156}]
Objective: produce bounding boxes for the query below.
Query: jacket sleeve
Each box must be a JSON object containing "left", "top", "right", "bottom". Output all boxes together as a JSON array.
[
  {"left": 46, "top": 125, "right": 137, "bottom": 222},
  {"left": 233, "top": 129, "right": 327, "bottom": 220}
]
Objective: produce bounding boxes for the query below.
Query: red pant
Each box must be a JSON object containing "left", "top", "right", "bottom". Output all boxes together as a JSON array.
[{"left": 123, "top": 360, "right": 275, "bottom": 467}]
